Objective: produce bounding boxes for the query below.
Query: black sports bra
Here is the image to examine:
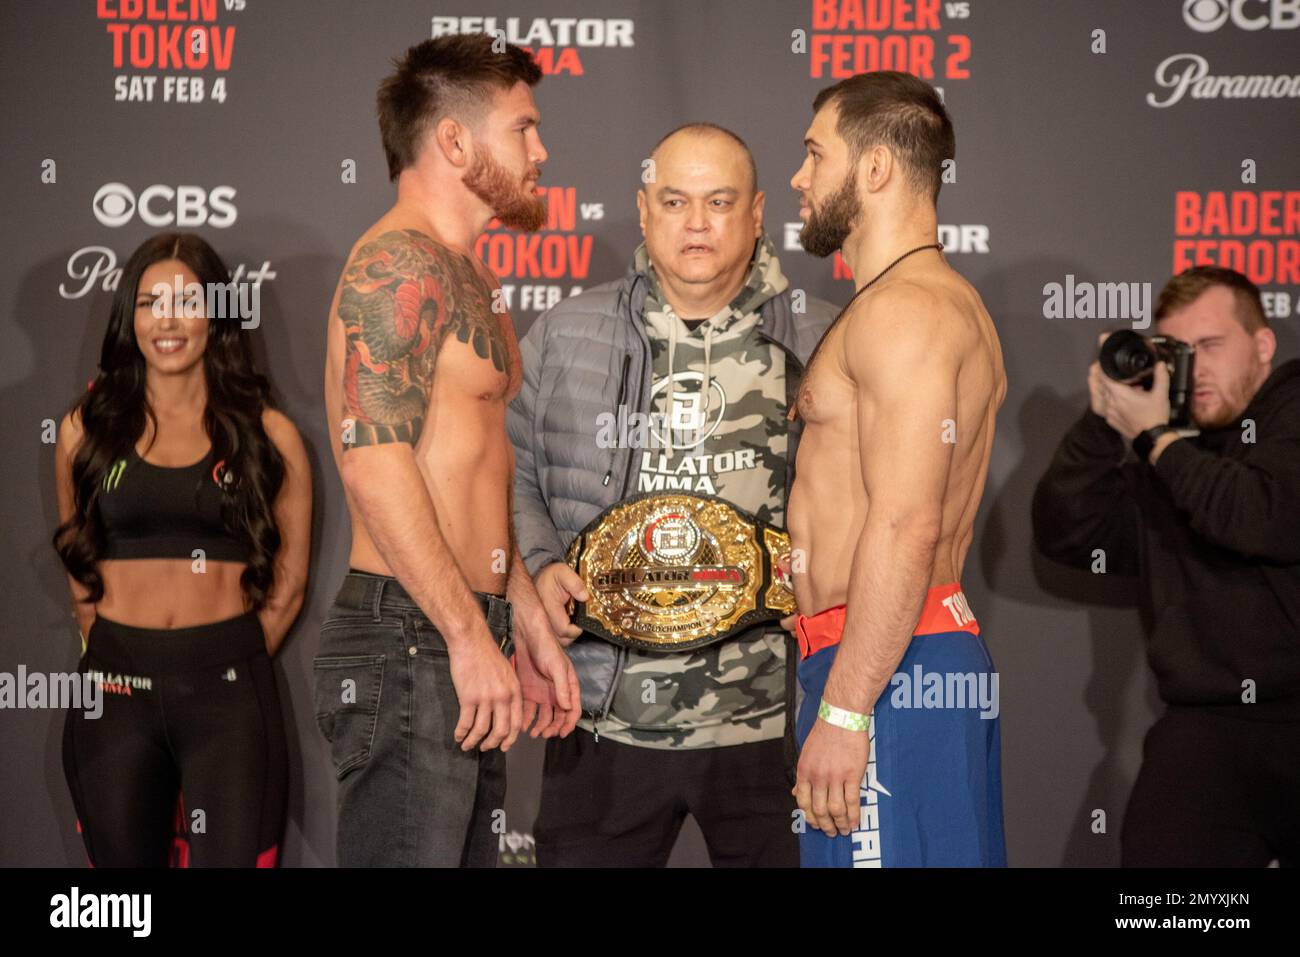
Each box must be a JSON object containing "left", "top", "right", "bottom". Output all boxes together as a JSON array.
[{"left": 97, "top": 445, "right": 251, "bottom": 563}]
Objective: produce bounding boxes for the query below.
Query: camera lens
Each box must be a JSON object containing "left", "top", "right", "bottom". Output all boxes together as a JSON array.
[{"left": 1099, "top": 331, "right": 1154, "bottom": 382}]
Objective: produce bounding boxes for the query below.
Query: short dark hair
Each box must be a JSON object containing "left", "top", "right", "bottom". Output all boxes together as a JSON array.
[
  {"left": 646, "top": 122, "right": 758, "bottom": 195},
  {"left": 377, "top": 34, "right": 541, "bottom": 182},
  {"left": 812, "top": 70, "right": 954, "bottom": 204},
  {"left": 1155, "top": 265, "right": 1269, "bottom": 333}
]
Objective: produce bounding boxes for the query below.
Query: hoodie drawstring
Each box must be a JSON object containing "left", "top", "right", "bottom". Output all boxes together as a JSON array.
[
  {"left": 701, "top": 325, "right": 714, "bottom": 426},
  {"left": 665, "top": 317, "right": 678, "bottom": 459},
  {"left": 665, "top": 314, "right": 716, "bottom": 459}
]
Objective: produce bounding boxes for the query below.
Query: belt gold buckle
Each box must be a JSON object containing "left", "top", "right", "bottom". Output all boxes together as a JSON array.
[{"left": 566, "top": 492, "right": 795, "bottom": 653}]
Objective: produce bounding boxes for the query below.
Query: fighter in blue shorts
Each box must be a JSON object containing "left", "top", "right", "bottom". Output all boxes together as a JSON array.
[
  {"left": 793, "top": 587, "right": 1006, "bottom": 867},
  {"left": 785, "top": 70, "right": 1008, "bottom": 867}
]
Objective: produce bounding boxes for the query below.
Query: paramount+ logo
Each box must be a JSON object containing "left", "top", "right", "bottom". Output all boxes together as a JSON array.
[
  {"left": 92, "top": 182, "right": 237, "bottom": 228},
  {"left": 1183, "top": 0, "right": 1300, "bottom": 31}
]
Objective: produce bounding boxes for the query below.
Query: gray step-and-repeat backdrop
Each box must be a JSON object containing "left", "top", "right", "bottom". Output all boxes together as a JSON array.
[{"left": 1, "top": 0, "right": 1296, "bottom": 866}]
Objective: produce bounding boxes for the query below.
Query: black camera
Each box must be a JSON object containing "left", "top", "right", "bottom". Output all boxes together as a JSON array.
[{"left": 1098, "top": 331, "right": 1196, "bottom": 429}]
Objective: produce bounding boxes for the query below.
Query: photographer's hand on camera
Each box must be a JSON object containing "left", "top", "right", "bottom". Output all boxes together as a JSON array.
[
  {"left": 1086, "top": 360, "right": 1111, "bottom": 419},
  {"left": 1095, "top": 360, "right": 1172, "bottom": 443}
]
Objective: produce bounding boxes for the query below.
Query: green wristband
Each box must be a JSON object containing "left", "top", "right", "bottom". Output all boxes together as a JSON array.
[{"left": 818, "top": 698, "right": 870, "bottom": 732}]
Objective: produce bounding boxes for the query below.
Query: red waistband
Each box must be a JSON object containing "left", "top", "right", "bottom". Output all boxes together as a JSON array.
[{"left": 793, "top": 583, "right": 979, "bottom": 660}]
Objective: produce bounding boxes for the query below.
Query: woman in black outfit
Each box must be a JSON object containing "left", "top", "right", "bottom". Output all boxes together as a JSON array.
[{"left": 53, "top": 232, "right": 311, "bottom": 867}]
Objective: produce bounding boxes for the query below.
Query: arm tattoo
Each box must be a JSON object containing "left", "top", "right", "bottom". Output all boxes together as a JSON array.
[{"left": 339, "top": 228, "right": 509, "bottom": 448}]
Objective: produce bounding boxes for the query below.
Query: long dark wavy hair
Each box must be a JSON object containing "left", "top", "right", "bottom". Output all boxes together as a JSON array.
[{"left": 53, "top": 232, "right": 285, "bottom": 610}]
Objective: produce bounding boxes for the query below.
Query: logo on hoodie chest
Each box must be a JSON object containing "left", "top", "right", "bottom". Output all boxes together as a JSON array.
[
  {"left": 648, "top": 370, "right": 727, "bottom": 450},
  {"left": 637, "top": 371, "right": 761, "bottom": 495}
]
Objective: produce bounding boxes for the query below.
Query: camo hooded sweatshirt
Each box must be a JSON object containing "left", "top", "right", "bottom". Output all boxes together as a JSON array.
[{"left": 574, "top": 236, "right": 792, "bottom": 749}]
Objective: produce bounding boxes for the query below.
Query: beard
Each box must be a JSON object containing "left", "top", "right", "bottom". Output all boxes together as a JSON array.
[
  {"left": 1192, "top": 367, "right": 1258, "bottom": 429},
  {"left": 800, "top": 172, "right": 862, "bottom": 258},
  {"left": 463, "top": 147, "right": 547, "bottom": 232}
]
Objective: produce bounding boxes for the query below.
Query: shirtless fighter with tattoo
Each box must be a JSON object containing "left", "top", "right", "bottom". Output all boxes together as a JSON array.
[
  {"left": 315, "top": 35, "right": 579, "bottom": 868},
  {"left": 786, "top": 71, "right": 1008, "bottom": 867}
]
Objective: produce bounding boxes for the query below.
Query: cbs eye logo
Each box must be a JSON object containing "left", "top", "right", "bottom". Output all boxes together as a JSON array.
[
  {"left": 1184, "top": 0, "right": 1300, "bottom": 31},
  {"left": 1184, "top": 0, "right": 1231, "bottom": 31},
  {"left": 92, "top": 182, "right": 238, "bottom": 229}
]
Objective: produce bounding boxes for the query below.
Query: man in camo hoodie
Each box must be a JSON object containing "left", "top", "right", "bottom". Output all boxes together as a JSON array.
[{"left": 509, "top": 123, "right": 835, "bottom": 866}]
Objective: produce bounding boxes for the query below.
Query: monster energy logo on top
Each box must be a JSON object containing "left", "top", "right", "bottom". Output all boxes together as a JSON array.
[{"left": 102, "top": 459, "right": 127, "bottom": 491}]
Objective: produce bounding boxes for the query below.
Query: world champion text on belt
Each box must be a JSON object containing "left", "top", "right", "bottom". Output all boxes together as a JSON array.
[{"left": 566, "top": 492, "right": 795, "bottom": 652}]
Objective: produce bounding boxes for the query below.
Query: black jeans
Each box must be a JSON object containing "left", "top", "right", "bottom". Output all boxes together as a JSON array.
[
  {"left": 62, "top": 610, "right": 287, "bottom": 867},
  {"left": 534, "top": 728, "right": 799, "bottom": 867},
  {"left": 1121, "top": 705, "right": 1300, "bottom": 866},
  {"left": 313, "top": 569, "right": 512, "bottom": 867}
]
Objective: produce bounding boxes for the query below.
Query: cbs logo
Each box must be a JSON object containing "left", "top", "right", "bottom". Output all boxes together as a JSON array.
[
  {"left": 92, "top": 182, "right": 238, "bottom": 228},
  {"left": 1184, "top": 0, "right": 1300, "bottom": 31}
]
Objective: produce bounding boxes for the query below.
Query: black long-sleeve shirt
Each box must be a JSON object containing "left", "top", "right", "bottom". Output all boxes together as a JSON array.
[{"left": 1033, "top": 359, "right": 1300, "bottom": 720}]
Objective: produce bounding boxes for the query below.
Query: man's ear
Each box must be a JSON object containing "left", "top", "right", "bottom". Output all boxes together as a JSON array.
[
  {"left": 636, "top": 188, "right": 647, "bottom": 235},
  {"left": 861, "top": 144, "right": 892, "bottom": 195},
  {"left": 1255, "top": 326, "right": 1278, "bottom": 367},
  {"left": 751, "top": 189, "right": 766, "bottom": 238},
  {"left": 434, "top": 116, "right": 471, "bottom": 168}
]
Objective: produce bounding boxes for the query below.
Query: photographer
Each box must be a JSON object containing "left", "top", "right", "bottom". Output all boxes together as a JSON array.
[{"left": 1032, "top": 265, "right": 1300, "bottom": 867}]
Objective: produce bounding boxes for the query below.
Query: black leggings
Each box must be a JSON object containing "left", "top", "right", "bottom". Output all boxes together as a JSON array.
[{"left": 62, "top": 610, "right": 287, "bottom": 867}]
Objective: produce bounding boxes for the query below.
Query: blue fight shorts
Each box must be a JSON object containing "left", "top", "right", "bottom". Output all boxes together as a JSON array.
[{"left": 793, "top": 584, "right": 1007, "bottom": 867}]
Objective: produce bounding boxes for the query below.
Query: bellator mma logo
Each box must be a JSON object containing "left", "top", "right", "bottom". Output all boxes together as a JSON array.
[
  {"left": 212, "top": 458, "right": 236, "bottom": 491},
  {"left": 97, "top": 0, "right": 244, "bottom": 104},
  {"left": 431, "top": 16, "right": 635, "bottom": 75}
]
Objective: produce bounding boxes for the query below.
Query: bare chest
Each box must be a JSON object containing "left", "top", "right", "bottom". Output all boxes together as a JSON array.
[
  {"left": 796, "top": 346, "right": 855, "bottom": 435},
  {"left": 433, "top": 312, "right": 523, "bottom": 404}
]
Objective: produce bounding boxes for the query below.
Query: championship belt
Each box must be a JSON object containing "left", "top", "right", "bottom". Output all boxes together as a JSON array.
[{"left": 565, "top": 492, "right": 796, "bottom": 653}]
